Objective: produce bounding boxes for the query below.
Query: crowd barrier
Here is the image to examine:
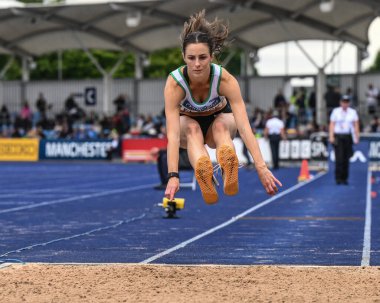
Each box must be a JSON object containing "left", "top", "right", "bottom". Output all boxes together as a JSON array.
[
  {"left": 1, "top": 133, "right": 379, "bottom": 164},
  {"left": 122, "top": 137, "right": 168, "bottom": 162}
]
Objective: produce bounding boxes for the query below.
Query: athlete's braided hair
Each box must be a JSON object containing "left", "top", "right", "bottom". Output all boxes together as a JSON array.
[{"left": 180, "top": 10, "right": 229, "bottom": 55}]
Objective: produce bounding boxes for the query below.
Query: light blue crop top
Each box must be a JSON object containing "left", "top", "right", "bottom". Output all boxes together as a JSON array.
[{"left": 170, "top": 63, "right": 227, "bottom": 115}]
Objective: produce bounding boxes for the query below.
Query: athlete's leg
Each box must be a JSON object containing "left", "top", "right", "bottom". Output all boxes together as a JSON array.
[
  {"left": 180, "top": 115, "right": 218, "bottom": 204},
  {"left": 179, "top": 115, "right": 208, "bottom": 165},
  {"left": 206, "top": 113, "right": 239, "bottom": 196}
]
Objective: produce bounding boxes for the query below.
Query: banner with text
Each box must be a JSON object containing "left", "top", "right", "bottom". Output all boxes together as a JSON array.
[
  {"left": 39, "top": 139, "right": 113, "bottom": 160},
  {"left": 0, "top": 138, "right": 39, "bottom": 161}
]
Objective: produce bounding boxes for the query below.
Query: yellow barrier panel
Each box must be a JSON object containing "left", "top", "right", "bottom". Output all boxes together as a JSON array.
[{"left": 0, "top": 138, "right": 39, "bottom": 161}]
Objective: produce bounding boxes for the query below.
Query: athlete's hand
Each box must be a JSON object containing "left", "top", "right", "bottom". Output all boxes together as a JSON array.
[
  {"left": 257, "top": 166, "right": 282, "bottom": 195},
  {"left": 165, "top": 177, "right": 180, "bottom": 200}
]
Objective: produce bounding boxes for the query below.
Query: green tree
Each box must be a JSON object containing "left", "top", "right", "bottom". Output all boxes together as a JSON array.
[
  {"left": 367, "top": 50, "right": 380, "bottom": 72},
  {"left": 143, "top": 48, "right": 183, "bottom": 78},
  {"left": 0, "top": 55, "right": 21, "bottom": 80},
  {"left": 19, "top": 0, "right": 43, "bottom": 3},
  {"left": 30, "top": 50, "right": 135, "bottom": 80}
]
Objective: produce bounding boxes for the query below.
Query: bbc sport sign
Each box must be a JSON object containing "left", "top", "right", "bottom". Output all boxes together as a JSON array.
[
  {"left": 39, "top": 140, "right": 113, "bottom": 160},
  {"left": 279, "top": 134, "right": 328, "bottom": 161},
  {"left": 369, "top": 140, "right": 380, "bottom": 161}
]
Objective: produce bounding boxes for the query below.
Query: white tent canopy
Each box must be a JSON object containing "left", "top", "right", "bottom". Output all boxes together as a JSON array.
[{"left": 0, "top": 0, "right": 377, "bottom": 58}]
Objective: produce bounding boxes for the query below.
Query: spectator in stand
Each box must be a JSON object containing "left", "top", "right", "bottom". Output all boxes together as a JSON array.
[
  {"left": 12, "top": 115, "right": 24, "bottom": 137},
  {"left": 73, "top": 124, "right": 88, "bottom": 140},
  {"left": 250, "top": 107, "right": 265, "bottom": 136},
  {"left": 369, "top": 115, "right": 380, "bottom": 133},
  {"left": 56, "top": 118, "right": 71, "bottom": 139},
  {"left": 64, "top": 93, "right": 76, "bottom": 113},
  {"left": 365, "top": 83, "right": 379, "bottom": 115},
  {"left": 113, "top": 94, "right": 128, "bottom": 113},
  {"left": 325, "top": 85, "right": 341, "bottom": 119},
  {"left": 35, "top": 92, "right": 47, "bottom": 121},
  {"left": 308, "top": 90, "right": 316, "bottom": 122},
  {"left": 134, "top": 114, "right": 146, "bottom": 134},
  {"left": 153, "top": 108, "right": 166, "bottom": 138},
  {"left": 20, "top": 101, "right": 33, "bottom": 133},
  {"left": 0, "top": 105, "right": 11, "bottom": 136},
  {"left": 113, "top": 108, "right": 131, "bottom": 136},
  {"left": 100, "top": 115, "right": 113, "bottom": 138},
  {"left": 141, "top": 114, "right": 157, "bottom": 137},
  {"left": 121, "top": 108, "right": 131, "bottom": 134},
  {"left": 288, "top": 90, "right": 298, "bottom": 128},
  {"left": 273, "top": 89, "right": 287, "bottom": 111},
  {"left": 64, "top": 93, "right": 85, "bottom": 125},
  {"left": 37, "top": 103, "right": 56, "bottom": 139},
  {"left": 296, "top": 87, "right": 307, "bottom": 125},
  {"left": 345, "top": 87, "right": 356, "bottom": 105},
  {"left": 106, "top": 129, "right": 120, "bottom": 160}
]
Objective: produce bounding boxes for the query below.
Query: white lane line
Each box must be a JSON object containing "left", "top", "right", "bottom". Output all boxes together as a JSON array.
[
  {"left": 0, "top": 183, "right": 157, "bottom": 214},
  {"left": 0, "top": 263, "right": 14, "bottom": 269},
  {"left": 0, "top": 214, "right": 146, "bottom": 259},
  {"left": 0, "top": 174, "right": 157, "bottom": 198},
  {"left": 140, "top": 172, "right": 326, "bottom": 264},
  {"left": 361, "top": 168, "right": 372, "bottom": 266}
]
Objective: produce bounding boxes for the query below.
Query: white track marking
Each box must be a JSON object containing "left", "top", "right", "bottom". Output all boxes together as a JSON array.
[
  {"left": 0, "top": 183, "right": 157, "bottom": 214},
  {"left": 361, "top": 169, "right": 372, "bottom": 266},
  {"left": 140, "top": 172, "right": 326, "bottom": 264},
  {"left": 0, "top": 174, "right": 157, "bottom": 198}
]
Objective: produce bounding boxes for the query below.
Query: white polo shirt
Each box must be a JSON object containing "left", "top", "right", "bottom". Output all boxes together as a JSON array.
[
  {"left": 330, "top": 107, "right": 358, "bottom": 134},
  {"left": 265, "top": 117, "right": 284, "bottom": 135}
]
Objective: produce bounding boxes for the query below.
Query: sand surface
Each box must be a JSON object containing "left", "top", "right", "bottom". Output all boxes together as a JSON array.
[{"left": 1, "top": 264, "right": 380, "bottom": 303}]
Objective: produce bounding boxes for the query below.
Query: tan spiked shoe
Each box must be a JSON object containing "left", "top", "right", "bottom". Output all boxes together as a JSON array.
[
  {"left": 217, "top": 145, "right": 239, "bottom": 196},
  {"left": 195, "top": 156, "right": 218, "bottom": 204}
]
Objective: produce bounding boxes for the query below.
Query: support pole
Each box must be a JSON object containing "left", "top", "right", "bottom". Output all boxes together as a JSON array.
[
  {"left": 134, "top": 53, "right": 143, "bottom": 80},
  {"left": 21, "top": 56, "right": 30, "bottom": 106},
  {"left": 245, "top": 50, "right": 254, "bottom": 77},
  {"left": 356, "top": 47, "right": 363, "bottom": 73},
  {"left": 58, "top": 50, "right": 63, "bottom": 80},
  {"left": 316, "top": 68, "right": 327, "bottom": 127},
  {"left": 103, "top": 74, "right": 111, "bottom": 114}
]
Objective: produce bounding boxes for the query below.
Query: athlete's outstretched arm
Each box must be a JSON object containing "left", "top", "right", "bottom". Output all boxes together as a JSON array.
[
  {"left": 164, "top": 76, "right": 183, "bottom": 200},
  {"left": 219, "top": 69, "right": 282, "bottom": 195}
]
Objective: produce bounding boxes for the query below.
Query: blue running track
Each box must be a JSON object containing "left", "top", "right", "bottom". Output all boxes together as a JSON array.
[{"left": 0, "top": 159, "right": 378, "bottom": 266}]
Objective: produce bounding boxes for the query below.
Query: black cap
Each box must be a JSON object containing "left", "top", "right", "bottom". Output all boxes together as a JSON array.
[{"left": 341, "top": 95, "right": 350, "bottom": 102}]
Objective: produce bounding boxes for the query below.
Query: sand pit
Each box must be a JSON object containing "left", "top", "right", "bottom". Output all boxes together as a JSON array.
[{"left": 1, "top": 264, "right": 380, "bottom": 302}]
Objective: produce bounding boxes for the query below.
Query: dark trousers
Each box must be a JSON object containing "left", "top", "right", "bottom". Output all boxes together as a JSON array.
[
  {"left": 334, "top": 134, "right": 353, "bottom": 182},
  {"left": 243, "top": 143, "right": 252, "bottom": 165},
  {"left": 269, "top": 134, "right": 281, "bottom": 169},
  {"left": 157, "top": 149, "right": 168, "bottom": 185},
  {"left": 156, "top": 148, "right": 192, "bottom": 185}
]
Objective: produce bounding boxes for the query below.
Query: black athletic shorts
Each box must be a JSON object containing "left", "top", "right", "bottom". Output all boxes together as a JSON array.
[{"left": 180, "top": 101, "right": 232, "bottom": 139}]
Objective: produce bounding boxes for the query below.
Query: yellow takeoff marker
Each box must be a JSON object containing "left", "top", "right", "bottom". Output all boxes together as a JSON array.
[{"left": 159, "top": 198, "right": 185, "bottom": 218}]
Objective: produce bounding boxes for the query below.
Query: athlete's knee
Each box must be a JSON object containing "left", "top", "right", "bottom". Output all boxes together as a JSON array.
[
  {"left": 185, "top": 122, "right": 202, "bottom": 138},
  {"left": 212, "top": 119, "right": 230, "bottom": 135}
]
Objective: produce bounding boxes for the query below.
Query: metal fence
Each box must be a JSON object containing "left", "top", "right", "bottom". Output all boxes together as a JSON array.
[{"left": 1, "top": 72, "right": 379, "bottom": 122}]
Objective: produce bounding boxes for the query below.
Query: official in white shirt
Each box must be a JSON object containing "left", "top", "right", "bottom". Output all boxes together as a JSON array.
[
  {"left": 329, "top": 95, "right": 360, "bottom": 185},
  {"left": 264, "top": 110, "right": 286, "bottom": 170}
]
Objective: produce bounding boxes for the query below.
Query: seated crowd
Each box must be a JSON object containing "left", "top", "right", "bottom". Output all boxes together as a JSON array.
[
  {"left": 0, "top": 94, "right": 167, "bottom": 142},
  {"left": 1, "top": 87, "right": 378, "bottom": 145}
]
